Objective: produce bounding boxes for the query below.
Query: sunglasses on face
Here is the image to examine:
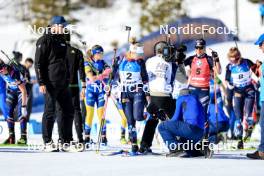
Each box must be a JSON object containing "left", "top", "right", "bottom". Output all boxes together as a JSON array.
[
  {"left": 195, "top": 46, "right": 204, "bottom": 50},
  {"left": 259, "top": 42, "right": 264, "bottom": 47}
]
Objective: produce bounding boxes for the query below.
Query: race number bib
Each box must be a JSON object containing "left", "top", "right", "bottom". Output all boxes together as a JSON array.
[
  {"left": 119, "top": 71, "right": 142, "bottom": 86},
  {"left": 231, "top": 71, "right": 251, "bottom": 87}
]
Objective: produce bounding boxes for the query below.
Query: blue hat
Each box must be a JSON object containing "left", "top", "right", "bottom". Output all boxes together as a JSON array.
[
  {"left": 91, "top": 45, "right": 104, "bottom": 55},
  {"left": 255, "top": 33, "right": 264, "bottom": 45},
  {"left": 50, "top": 16, "right": 68, "bottom": 27}
]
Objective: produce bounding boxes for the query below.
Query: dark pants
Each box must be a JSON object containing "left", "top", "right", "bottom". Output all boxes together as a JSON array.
[
  {"left": 57, "top": 87, "right": 83, "bottom": 142},
  {"left": 140, "top": 96, "right": 175, "bottom": 148},
  {"left": 121, "top": 90, "right": 145, "bottom": 143},
  {"left": 189, "top": 86, "right": 209, "bottom": 135},
  {"left": 226, "top": 87, "right": 236, "bottom": 135},
  {"left": 80, "top": 100, "right": 86, "bottom": 125},
  {"left": 26, "top": 84, "right": 33, "bottom": 121},
  {"left": 189, "top": 86, "right": 209, "bottom": 117},
  {"left": 158, "top": 120, "right": 203, "bottom": 152},
  {"left": 233, "top": 86, "right": 255, "bottom": 138},
  {"left": 6, "top": 89, "right": 27, "bottom": 135},
  {"left": 42, "top": 86, "right": 74, "bottom": 144}
]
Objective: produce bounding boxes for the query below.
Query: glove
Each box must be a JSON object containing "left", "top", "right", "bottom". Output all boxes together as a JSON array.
[
  {"left": 102, "top": 68, "right": 112, "bottom": 77},
  {"left": 21, "top": 106, "right": 27, "bottom": 117},
  {"left": 227, "top": 82, "right": 234, "bottom": 90},
  {"left": 211, "top": 51, "right": 219, "bottom": 62},
  {"left": 147, "top": 103, "right": 167, "bottom": 121},
  {"left": 96, "top": 68, "right": 112, "bottom": 82}
]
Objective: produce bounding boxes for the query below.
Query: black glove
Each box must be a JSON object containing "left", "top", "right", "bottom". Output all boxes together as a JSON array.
[
  {"left": 176, "top": 52, "right": 186, "bottom": 64},
  {"left": 147, "top": 103, "right": 167, "bottom": 121},
  {"left": 211, "top": 51, "right": 219, "bottom": 62}
]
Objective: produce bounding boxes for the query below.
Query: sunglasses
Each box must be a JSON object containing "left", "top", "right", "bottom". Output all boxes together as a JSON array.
[
  {"left": 195, "top": 46, "right": 204, "bottom": 50},
  {"left": 259, "top": 42, "right": 264, "bottom": 47}
]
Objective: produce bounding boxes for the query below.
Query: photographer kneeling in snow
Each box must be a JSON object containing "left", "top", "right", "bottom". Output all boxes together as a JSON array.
[{"left": 158, "top": 66, "right": 206, "bottom": 157}]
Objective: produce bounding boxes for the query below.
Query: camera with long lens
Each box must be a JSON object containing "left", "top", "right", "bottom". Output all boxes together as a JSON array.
[{"left": 162, "top": 43, "right": 187, "bottom": 63}]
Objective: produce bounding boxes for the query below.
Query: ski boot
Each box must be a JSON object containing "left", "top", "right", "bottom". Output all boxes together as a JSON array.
[
  {"left": 101, "top": 135, "right": 108, "bottom": 146},
  {"left": 84, "top": 135, "right": 91, "bottom": 144},
  {"left": 74, "top": 142, "right": 85, "bottom": 152},
  {"left": 201, "top": 138, "right": 214, "bottom": 158},
  {"left": 131, "top": 144, "right": 139, "bottom": 155},
  {"left": 120, "top": 135, "right": 128, "bottom": 145},
  {"left": 3, "top": 134, "right": 15, "bottom": 145},
  {"left": 244, "top": 125, "right": 254, "bottom": 142},
  {"left": 43, "top": 140, "right": 59, "bottom": 152},
  {"left": 139, "top": 143, "right": 152, "bottom": 154},
  {"left": 17, "top": 135, "right": 27, "bottom": 145},
  {"left": 237, "top": 140, "right": 244, "bottom": 149},
  {"left": 247, "top": 151, "right": 264, "bottom": 160}
]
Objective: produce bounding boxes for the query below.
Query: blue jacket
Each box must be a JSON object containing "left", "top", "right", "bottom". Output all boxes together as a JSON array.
[
  {"left": 171, "top": 94, "right": 205, "bottom": 129},
  {"left": 0, "top": 76, "right": 6, "bottom": 93},
  {"left": 0, "top": 66, "right": 23, "bottom": 91}
]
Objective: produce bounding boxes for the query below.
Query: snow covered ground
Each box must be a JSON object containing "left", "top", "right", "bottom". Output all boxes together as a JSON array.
[{"left": 0, "top": 147, "right": 263, "bottom": 176}]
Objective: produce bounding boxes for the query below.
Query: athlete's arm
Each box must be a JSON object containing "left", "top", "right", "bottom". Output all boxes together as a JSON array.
[
  {"left": 85, "top": 64, "right": 97, "bottom": 82},
  {"left": 225, "top": 64, "right": 234, "bottom": 89},
  {"left": 18, "top": 83, "right": 27, "bottom": 107},
  {"left": 246, "top": 59, "right": 260, "bottom": 83},
  {"left": 208, "top": 56, "right": 221, "bottom": 74},
  {"left": 139, "top": 59, "right": 149, "bottom": 84}
]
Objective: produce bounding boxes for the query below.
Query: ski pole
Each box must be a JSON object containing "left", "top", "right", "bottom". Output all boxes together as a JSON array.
[
  {"left": 96, "top": 48, "right": 118, "bottom": 153},
  {"left": 0, "top": 50, "right": 25, "bottom": 75},
  {"left": 209, "top": 48, "right": 219, "bottom": 144},
  {"left": 1, "top": 50, "right": 16, "bottom": 65},
  {"left": 233, "top": 36, "right": 239, "bottom": 48},
  {"left": 125, "top": 26, "right": 132, "bottom": 49}
]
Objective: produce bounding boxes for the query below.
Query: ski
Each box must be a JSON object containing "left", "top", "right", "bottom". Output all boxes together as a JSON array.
[
  {"left": 101, "top": 149, "right": 129, "bottom": 156},
  {"left": 122, "top": 151, "right": 165, "bottom": 157}
]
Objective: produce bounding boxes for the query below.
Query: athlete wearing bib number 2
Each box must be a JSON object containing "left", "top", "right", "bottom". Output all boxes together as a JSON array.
[
  {"left": 225, "top": 47, "right": 256, "bottom": 149},
  {"left": 118, "top": 43, "right": 148, "bottom": 154}
]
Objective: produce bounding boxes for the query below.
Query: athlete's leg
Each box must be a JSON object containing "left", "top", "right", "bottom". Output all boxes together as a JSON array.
[
  {"left": 233, "top": 92, "right": 244, "bottom": 138},
  {"left": 17, "top": 92, "right": 27, "bottom": 140},
  {"left": 4, "top": 90, "right": 18, "bottom": 143},
  {"left": 122, "top": 92, "right": 136, "bottom": 145},
  {"left": 96, "top": 91, "right": 106, "bottom": 138},
  {"left": 84, "top": 91, "right": 96, "bottom": 141}
]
